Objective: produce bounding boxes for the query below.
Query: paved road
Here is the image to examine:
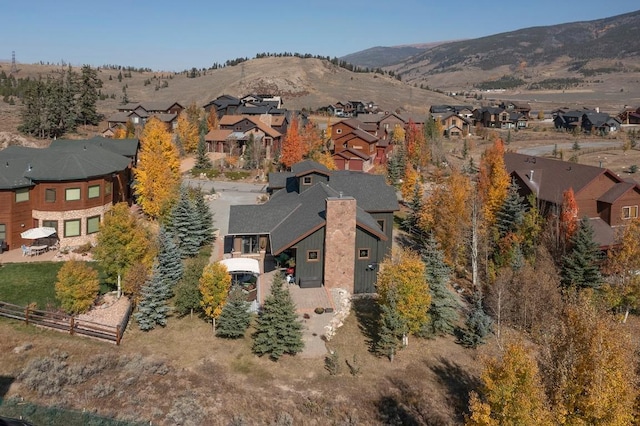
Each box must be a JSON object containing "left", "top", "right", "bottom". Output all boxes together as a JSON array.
[
  {"left": 184, "top": 179, "right": 267, "bottom": 237},
  {"left": 517, "top": 140, "right": 620, "bottom": 156}
]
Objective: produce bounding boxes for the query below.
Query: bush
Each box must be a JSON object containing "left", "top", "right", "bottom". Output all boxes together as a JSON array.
[
  {"left": 224, "top": 170, "right": 250, "bottom": 180},
  {"left": 314, "top": 307, "right": 325, "bottom": 314},
  {"left": 190, "top": 167, "right": 220, "bottom": 179}
]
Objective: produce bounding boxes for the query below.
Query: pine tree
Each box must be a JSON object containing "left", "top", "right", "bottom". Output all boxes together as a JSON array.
[
  {"left": 403, "top": 183, "right": 424, "bottom": 235},
  {"left": 561, "top": 217, "right": 603, "bottom": 289},
  {"left": 457, "top": 291, "right": 492, "bottom": 348},
  {"left": 252, "top": 274, "right": 304, "bottom": 360},
  {"left": 495, "top": 179, "right": 526, "bottom": 239},
  {"left": 174, "top": 256, "right": 207, "bottom": 317},
  {"left": 77, "top": 65, "right": 101, "bottom": 126},
  {"left": 194, "top": 128, "right": 212, "bottom": 170},
  {"left": 216, "top": 286, "right": 252, "bottom": 339},
  {"left": 134, "top": 262, "right": 170, "bottom": 331},
  {"left": 156, "top": 226, "right": 183, "bottom": 296},
  {"left": 420, "top": 235, "right": 459, "bottom": 337},
  {"left": 192, "top": 187, "right": 216, "bottom": 247},
  {"left": 166, "top": 188, "right": 201, "bottom": 258},
  {"left": 375, "top": 287, "right": 407, "bottom": 362}
]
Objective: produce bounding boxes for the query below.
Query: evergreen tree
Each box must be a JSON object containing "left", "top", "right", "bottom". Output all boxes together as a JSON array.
[
  {"left": 192, "top": 187, "right": 216, "bottom": 247},
  {"left": 157, "top": 226, "right": 183, "bottom": 296},
  {"left": 420, "top": 235, "right": 459, "bottom": 337},
  {"left": 174, "top": 256, "right": 207, "bottom": 317},
  {"left": 375, "top": 287, "right": 407, "bottom": 362},
  {"left": 77, "top": 65, "right": 101, "bottom": 126},
  {"left": 561, "top": 217, "right": 603, "bottom": 289},
  {"left": 252, "top": 274, "right": 304, "bottom": 360},
  {"left": 216, "top": 286, "right": 252, "bottom": 339},
  {"left": 166, "top": 188, "right": 201, "bottom": 258},
  {"left": 403, "top": 183, "right": 423, "bottom": 235},
  {"left": 134, "top": 262, "right": 171, "bottom": 331},
  {"left": 457, "top": 291, "right": 492, "bottom": 348},
  {"left": 194, "top": 127, "right": 212, "bottom": 170},
  {"left": 387, "top": 145, "right": 406, "bottom": 185},
  {"left": 495, "top": 179, "right": 526, "bottom": 239}
]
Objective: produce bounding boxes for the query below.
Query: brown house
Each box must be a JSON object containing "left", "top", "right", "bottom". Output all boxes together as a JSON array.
[
  {"left": 505, "top": 152, "right": 640, "bottom": 249},
  {"left": 0, "top": 139, "right": 137, "bottom": 251},
  {"left": 218, "top": 114, "right": 282, "bottom": 159}
]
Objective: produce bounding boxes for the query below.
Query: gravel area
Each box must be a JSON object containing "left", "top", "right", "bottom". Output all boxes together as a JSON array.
[{"left": 77, "top": 292, "right": 131, "bottom": 327}]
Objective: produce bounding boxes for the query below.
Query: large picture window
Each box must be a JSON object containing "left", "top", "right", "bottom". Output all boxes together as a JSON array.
[
  {"left": 64, "top": 219, "right": 81, "bottom": 237},
  {"left": 242, "top": 235, "right": 258, "bottom": 254},
  {"left": 65, "top": 188, "right": 81, "bottom": 201},
  {"left": 88, "top": 185, "right": 100, "bottom": 199},
  {"left": 15, "top": 188, "right": 29, "bottom": 203},
  {"left": 87, "top": 216, "right": 100, "bottom": 234},
  {"left": 45, "top": 188, "right": 56, "bottom": 203}
]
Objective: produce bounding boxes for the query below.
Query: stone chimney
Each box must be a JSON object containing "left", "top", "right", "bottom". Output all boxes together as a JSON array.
[
  {"left": 259, "top": 113, "right": 272, "bottom": 126},
  {"left": 324, "top": 195, "right": 356, "bottom": 293}
]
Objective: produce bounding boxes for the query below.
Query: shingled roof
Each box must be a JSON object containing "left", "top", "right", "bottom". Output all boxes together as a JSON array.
[
  {"left": 0, "top": 143, "right": 132, "bottom": 189},
  {"left": 504, "top": 152, "right": 618, "bottom": 205}
]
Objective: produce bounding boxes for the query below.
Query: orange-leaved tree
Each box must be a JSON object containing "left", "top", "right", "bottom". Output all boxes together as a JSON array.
[
  {"left": 280, "top": 116, "right": 304, "bottom": 168},
  {"left": 406, "top": 119, "right": 429, "bottom": 169},
  {"left": 376, "top": 248, "right": 430, "bottom": 336},
  {"left": 605, "top": 217, "right": 640, "bottom": 322},
  {"left": 300, "top": 120, "right": 323, "bottom": 158},
  {"left": 477, "top": 139, "right": 510, "bottom": 227},
  {"left": 134, "top": 117, "right": 181, "bottom": 219},
  {"left": 419, "top": 168, "right": 472, "bottom": 267},
  {"left": 559, "top": 187, "right": 578, "bottom": 251},
  {"left": 206, "top": 108, "right": 219, "bottom": 131},
  {"left": 55, "top": 260, "right": 100, "bottom": 315},
  {"left": 400, "top": 164, "right": 421, "bottom": 201}
]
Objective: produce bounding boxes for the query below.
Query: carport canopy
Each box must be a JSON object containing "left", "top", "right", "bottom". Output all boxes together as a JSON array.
[{"left": 220, "top": 258, "right": 260, "bottom": 274}]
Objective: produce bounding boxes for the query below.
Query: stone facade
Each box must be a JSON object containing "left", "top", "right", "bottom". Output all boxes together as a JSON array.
[
  {"left": 32, "top": 202, "right": 113, "bottom": 248},
  {"left": 323, "top": 196, "right": 356, "bottom": 293}
]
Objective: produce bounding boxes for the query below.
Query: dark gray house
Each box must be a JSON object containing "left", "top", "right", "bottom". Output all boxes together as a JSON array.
[{"left": 227, "top": 160, "right": 399, "bottom": 294}]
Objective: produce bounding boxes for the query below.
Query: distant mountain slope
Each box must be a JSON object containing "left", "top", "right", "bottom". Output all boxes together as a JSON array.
[
  {"left": 396, "top": 10, "right": 640, "bottom": 76},
  {"left": 341, "top": 45, "right": 430, "bottom": 69}
]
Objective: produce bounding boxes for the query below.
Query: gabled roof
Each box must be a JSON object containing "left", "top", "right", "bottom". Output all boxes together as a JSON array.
[
  {"left": 336, "top": 128, "right": 378, "bottom": 144},
  {"left": 229, "top": 182, "right": 389, "bottom": 255},
  {"left": 218, "top": 115, "right": 281, "bottom": 138},
  {"left": 505, "top": 152, "right": 620, "bottom": 205},
  {"left": 598, "top": 182, "right": 638, "bottom": 204},
  {"left": 291, "top": 160, "right": 330, "bottom": 176},
  {"left": 333, "top": 148, "right": 370, "bottom": 161},
  {"left": 204, "top": 129, "right": 233, "bottom": 142}
]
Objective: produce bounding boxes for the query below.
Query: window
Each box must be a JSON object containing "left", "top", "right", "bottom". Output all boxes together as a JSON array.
[
  {"left": 64, "top": 219, "right": 81, "bottom": 237},
  {"left": 105, "top": 181, "right": 113, "bottom": 195},
  {"left": 242, "top": 235, "right": 258, "bottom": 254},
  {"left": 65, "top": 188, "right": 81, "bottom": 201},
  {"left": 377, "top": 219, "right": 385, "bottom": 232},
  {"left": 336, "top": 128, "right": 342, "bottom": 134},
  {"left": 43, "top": 220, "right": 58, "bottom": 232},
  {"left": 622, "top": 205, "right": 638, "bottom": 219},
  {"left": 88, "top": 185, "right": 100, "bottom": 199},
  {"left": 45, "top": 188, "right": 56, "bottom": 203},
  {"left": 87, "top": 216, "right": 100, "bottom": 234},
  {"left": 15, "top": 188, "right": 29, "bottom": 203},
  {"left": 303, "top": 176, "right": 312, "bottom": 185},
  {"left": 0, "top": 224, "right": 5, "bottom": 241},
  {"left": 307, "top": 250, "right": 319, "bottom": 262},
  {"left": 358, "top": 249, "right": 370, "bottom": 259}
]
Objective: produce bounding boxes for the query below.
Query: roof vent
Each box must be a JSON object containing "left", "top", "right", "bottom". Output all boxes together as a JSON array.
[
  {"left": 339, "top": 191, "right": 343, "bottom": 198},
  {"left": 529, "top": 170, "right": 534, "bottom": 181}
]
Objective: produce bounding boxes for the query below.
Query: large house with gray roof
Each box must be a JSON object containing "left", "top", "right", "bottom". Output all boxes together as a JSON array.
[
  {"left": 505, "top": 152, "right": 640, "bottom": 249},
  {"left": 227, "top": 160, "right": 399, "bottom": 294},
  {"left": 0, "top": 138, "right": 137, "bottom": 251}
]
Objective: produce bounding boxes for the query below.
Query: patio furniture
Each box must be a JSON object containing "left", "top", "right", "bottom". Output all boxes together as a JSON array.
[
  {"left": 0, "top": 239, "right": 7, "bottom": 254},
  {"left": 29, "top": 245, "right": 48, "bottom": 256},
  {"left": 21, "top": 245, "right": 32, "bottom": 256}
]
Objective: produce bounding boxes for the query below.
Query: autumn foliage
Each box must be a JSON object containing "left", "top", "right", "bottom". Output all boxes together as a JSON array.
[
  {"left": 376, "top": 248, "right": 430, "bottom": 334},
  {"left": 477, "top": 139, "right": 510, "bottom": 226},
  {"left": 134, "top": 117, "right": 181, "bottom": 219},
  {"left": 559, "top": 187, "right": 578, "bottom": 247},
  {"left": 199, "top": 262, "right": 232, "bottom": 321},
  {"left": 281, "top": 116, "right": 304, "bottom": 168},
  {"left": 55, "top": 260, "right": 100, "bottom": 315}
]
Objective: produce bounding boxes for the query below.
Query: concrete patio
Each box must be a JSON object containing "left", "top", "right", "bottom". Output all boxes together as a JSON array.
[{"left": 0, "top": 246, "right": 60, "bottom": 263}]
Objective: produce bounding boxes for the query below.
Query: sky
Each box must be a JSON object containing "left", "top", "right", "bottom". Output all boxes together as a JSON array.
[{"left": 3, "top": 1, "right": 639, "bottom": 72}]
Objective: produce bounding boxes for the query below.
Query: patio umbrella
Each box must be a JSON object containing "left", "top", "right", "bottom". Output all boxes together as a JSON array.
[{"left": 20, "top": 226, "right": 57, "bottom": 239}]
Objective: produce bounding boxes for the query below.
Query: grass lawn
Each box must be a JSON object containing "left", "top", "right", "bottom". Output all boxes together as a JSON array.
[{"left": 0, "top": 262, "right": 62, "bottom": 309}]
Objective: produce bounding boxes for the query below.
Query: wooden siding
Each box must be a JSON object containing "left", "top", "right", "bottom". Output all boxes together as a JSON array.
[
  {"left": 576, "top": 174, "right": 618, "bottom": 218},
  {"left": 611, "top": 191, "right": 640, "bottom": 226},
  {"left": 370, "top": 212, "right": 394, "bottom": 257},
  {"left": 298, "top": 172, "right": 329, "bottom": 192},
  {"left": 0, "top": 189, "right": 33, "bottom": 250},
  {"left": 292, "top": 228, "right": 325, "bottom": 285},
  {"left": 354, "top": 227, "right": 381, "bottom": 293}
]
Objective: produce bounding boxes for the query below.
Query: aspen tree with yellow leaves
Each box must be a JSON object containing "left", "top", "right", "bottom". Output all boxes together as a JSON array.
[
  {"left": 134, "top": 117, "right": 181, "bottom": 219},
  {"left": 477, "top": 139, "right": 510, "bottom": 227},
  {"left": 199, "top": 262, "right": 231, "bottom": 332}
]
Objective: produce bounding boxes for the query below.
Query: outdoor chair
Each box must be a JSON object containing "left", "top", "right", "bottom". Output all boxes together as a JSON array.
[{"left": 21, "top": 245, "right": 31, "bottom": 256}]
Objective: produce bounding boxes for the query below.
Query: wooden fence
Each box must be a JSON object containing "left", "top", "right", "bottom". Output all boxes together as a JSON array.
[{"left": 0, "top": 301, "right": 133, "bottom": 345}]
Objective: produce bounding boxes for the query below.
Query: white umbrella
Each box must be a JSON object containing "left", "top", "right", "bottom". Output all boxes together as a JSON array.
[{"left": 21, "top": 227, "right": 57, "bottom": 239}]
